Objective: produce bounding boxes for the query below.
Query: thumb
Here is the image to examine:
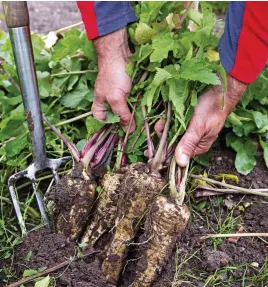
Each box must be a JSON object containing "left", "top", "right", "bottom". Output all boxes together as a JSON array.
[
  {"left": 92, "top": 96, "right": 107, "bottom": 122},
  {"left": 175, "top": 130, "right": 201, "bottom": 167}
]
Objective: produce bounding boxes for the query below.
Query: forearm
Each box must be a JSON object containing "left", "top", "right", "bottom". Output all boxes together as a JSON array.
[{"left": 93, "top": 27, "right": 130, "bottom": 62}]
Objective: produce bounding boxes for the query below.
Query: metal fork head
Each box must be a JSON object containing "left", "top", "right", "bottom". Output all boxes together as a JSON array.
[{"left": 8, "top": 156, "right": 71, "bottom": 236}]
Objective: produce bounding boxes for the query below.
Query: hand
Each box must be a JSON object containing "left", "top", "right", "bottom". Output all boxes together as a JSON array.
[
  {"left": 92, "top": 27, "right": 135, "bottom": 133},
  {"left": 175, "top": 75, "right": 248, "bottom": 167}
]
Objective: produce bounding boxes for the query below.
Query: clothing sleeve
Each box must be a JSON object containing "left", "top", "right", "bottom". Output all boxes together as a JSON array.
[
  {"left": 219, "top": 2, "right": 268, "bottom": 84},
  {"left": 77, "top": 1, "right": 137, "bottom": 40}
]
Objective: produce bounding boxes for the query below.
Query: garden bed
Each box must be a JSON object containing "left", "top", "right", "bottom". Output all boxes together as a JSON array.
[{"left": 5, "top": 149, "right": 268, "bottom": 287}]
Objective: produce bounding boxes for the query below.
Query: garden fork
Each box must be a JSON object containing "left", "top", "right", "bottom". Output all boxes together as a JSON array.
[{"left": 2, "top": 1, "right": 71, "bottom": 236}]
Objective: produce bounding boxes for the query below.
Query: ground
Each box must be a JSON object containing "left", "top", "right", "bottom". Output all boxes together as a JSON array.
[
  {"left": 3, "top": 149, "right": 268, "bottom": 287},
  {"left": 0, "top": 2, "right": 82, "bottom": 34},
  {"left": 0, "top": 2, "right": 267, "bottom": 287}
]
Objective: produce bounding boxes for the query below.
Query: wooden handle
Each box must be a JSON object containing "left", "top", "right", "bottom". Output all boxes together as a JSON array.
[{"left": 2, "top": 1, "right": 29, "bottom": 28}]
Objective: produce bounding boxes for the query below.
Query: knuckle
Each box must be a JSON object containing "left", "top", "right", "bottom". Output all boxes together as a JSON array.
[{"left": 109, "top": 96, "right": 120, "bottom": 107}]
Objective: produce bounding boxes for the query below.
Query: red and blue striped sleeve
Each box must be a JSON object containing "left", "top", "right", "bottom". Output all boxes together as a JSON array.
[
  {"left": 219, "top": 2, "right": 268, "bottom": 84},
  {"left": 77, "top": 1, "right": 137, "bottom": 40}
]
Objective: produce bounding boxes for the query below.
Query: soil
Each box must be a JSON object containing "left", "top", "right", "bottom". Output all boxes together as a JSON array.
[
  {"left": 10, "top": 229, "right": 114, "bottom": 287},
  {"left": 47, "top": 166, "right": 96, "bottom": 241},
  {"left": 5, "top": 149, "right": 268, "bottom": 287}
]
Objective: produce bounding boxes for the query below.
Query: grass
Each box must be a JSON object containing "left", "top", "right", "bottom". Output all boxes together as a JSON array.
[{"left": 171, "top": 180, "right": 268, "bottom": 287}]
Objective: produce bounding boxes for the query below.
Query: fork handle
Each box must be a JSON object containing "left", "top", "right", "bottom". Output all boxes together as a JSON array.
[
  {"left": 3, "top": 1, "right": 47, "bottom": 168},
  {"left": 2, "top": 1, "right": 29, "bottom": 28}
]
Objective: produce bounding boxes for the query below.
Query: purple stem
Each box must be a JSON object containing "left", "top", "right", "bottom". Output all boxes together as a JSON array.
[
  {"left": 165, "top": 144, "right": 176, "bottom": 164},
  {"left": 81, "top": 125, "right": 113, "bottom": 167},
  {"left": 150, "top": 102, "right": 171, "bottom": 172},
  {"left": 81, "top": 132, "right": 100, "bottom": 158},
  {"left": 43, "top": 114, "right": 80, "bottom": 162},
  {"left": 142, "top": 105, "right": 154, "bottom": 160},
  {"left": 91, "top": 134, "right": 116, "bottom": 168}
]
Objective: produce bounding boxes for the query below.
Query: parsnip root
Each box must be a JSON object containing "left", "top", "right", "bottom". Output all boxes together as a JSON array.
[
  {"left": 82, "top": 171, "right": 125, "bottom": 246},
  {"left": 48, "top": 167, "right": 96, "bottom": 241},
  {"left": 132, "top": 196, "right": 190, "bottom": 287},
  {"left": 101, "top": 163, "right": 165, "bottom": 284}
]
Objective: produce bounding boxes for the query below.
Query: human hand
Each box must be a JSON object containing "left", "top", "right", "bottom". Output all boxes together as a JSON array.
[
  {"left": 92, "top": 27, "right": 135, "bottom": 132},
  {"left": 175, "top": 75, "right": 248, "bottom": 167}
]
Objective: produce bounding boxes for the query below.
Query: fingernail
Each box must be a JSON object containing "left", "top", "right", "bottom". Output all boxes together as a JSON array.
[{"left": 179, "top": 153, "right": 189, "bottom": 167}]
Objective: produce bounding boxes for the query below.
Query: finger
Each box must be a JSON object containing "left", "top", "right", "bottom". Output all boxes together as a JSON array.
[
  {"left": 109, "top": 94, "right": 136, "bottom": 133},
  {"left": 144, "top": 149, "right": 149, "bottom": 158},
  {"left": 175, "top": 129, "right": 202, "bottom": 167},
  {"left": 92, "top": 96, "right": 107, "bottom": 122},
  {"left": 154, "top": 119, "right": 165, "bottom": 138}
]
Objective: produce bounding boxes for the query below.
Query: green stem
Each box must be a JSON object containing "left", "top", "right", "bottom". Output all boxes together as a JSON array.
[
  {"left": 51, "top": 70, "right": 97, "bottom": 77},
  {"left": 187, "top": 7, "right": 203, "bottom": 26},
  {"left": 44, "top": 111, "right": 92, "bottom": 130},
  {"left": 0, "top": 196, "right": 40, "bottom": 218},
  {"left": 55, "top": 21, "right": 84, "bottom": 34},
  {"left": 190, "top": 175, "right": 268, "bottom": 197},
  {"left": 177, "top": 161, "right": 190, "bottom": 203},
  {"left": 180, "top": 1, "right": 193, "bottom": 25},
  {"left": 169, "top": 156, "right": 179, "bottom": 202},
  {"left": 16, "top": 170, "right": 70, "bottom": 191}
]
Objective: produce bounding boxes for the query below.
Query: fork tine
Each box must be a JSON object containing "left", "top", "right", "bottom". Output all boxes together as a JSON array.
[
  {"left": 8, "top": 170, "right": 28, "bottom": 236},
  {"left": 32, "top": 180, "right": 50, "bottom": 228}
]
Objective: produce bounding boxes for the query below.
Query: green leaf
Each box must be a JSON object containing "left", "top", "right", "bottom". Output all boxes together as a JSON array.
[
  {"left": 142, "top": 68, "right": 172, "bottom": 111},
  {"left": 139, "top": 2, "right": 167, "bottom": 25},
  {"left": 260, "top": 138, "right": 268, "bottom": 168},
  {"left": 25, "top": 250, "right": 32, "bottom": 262},
  {"left": 23, "top": 269, "right": 38, "bottom": 278},
  {"left": 104, "top": 111, "right": 120, "bottom": 124},
  {"left": 76, "top": 139, "right": 86, "bottom": 152},
  {"left": 180, "top": 58, "right": 220, "bottom": 85},
  {"left": 34, "top": 275, "right": 50, "bottom": 287},
  {"left": 150, "top": 32, "right": 178, "bottom": 63},
  {"left": 190, "top": 90, "right": 198, "bottom": 107},
  {"left": 86, "top": 116, "right": 105, "bottom": 138},
  {"left": 37, "top": 71, "right": 51, "bottom": 98},
  {"left": 135, "top": 23, "right": 156, "bottom": 44},
  {"left": 61, "top": 76, "right": 91, "bottom": 108},
  {"left": 0, "top": 114, "right": 26, "bottom": 141},
  {"left": 227, "top": 135, "right": 257, "bottom": 175},
  {"left": 167, "top": 77, "right": 188, "bottom": 129}
]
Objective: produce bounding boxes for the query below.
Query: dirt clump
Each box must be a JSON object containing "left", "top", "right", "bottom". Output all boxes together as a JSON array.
[
  {"left": 11, "top": 228, "right": 114, "bottom": 287},
  {"left": 47, "top": 166, "right": 96, "bottom": 240}
]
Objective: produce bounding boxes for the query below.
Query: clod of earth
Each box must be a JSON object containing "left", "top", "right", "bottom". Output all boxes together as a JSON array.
[{"left": 47, "top": 165, "right": 96, "bottom": 240}]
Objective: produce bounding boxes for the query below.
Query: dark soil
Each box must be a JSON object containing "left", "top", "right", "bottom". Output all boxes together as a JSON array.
[
  {"left": 47, "top": 166, "right": 96, "bottom": 241},
  {"left": 6, "top": 149, "right": 268, "bottom": 287},
  {"left": 10, "top": 229, "right": 114, "bottom": 287}
]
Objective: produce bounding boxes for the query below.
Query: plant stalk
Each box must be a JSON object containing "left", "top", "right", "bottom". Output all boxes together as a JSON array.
[
  {"left": 43, "top": 115, "right": 80, "bottom": 162},
  {"left": 142, "top": 105, "right": 154, "bottom": 160},
  {"left": 55, "top": 21, "right": 84, "bottom": 34},
  {"left": 150, "top": 102, "right": 171, "bottom": 172},
  {"left": 51, "top": 70, "right": 97, "bottom": 77},
  {"left": 200, "top": 233, "right": 268, "bottom": 240},
  {"left": 190, "top": 175, "right": 268, "bottom": 197}
]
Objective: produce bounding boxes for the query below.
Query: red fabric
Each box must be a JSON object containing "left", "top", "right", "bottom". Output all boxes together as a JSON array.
[
  {"left": 230, "top": 2, "right": 268, "bottom": 84},
  {"left": 77, "top": 1, "right": 98, "bottom": 39}
]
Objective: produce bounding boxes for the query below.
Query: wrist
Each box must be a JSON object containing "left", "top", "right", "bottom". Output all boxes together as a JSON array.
[
  {"left": 222, "top": 74, "right": 248, "bottom": 115},
  {"left": 93, "top": 27, "right": 130, "bottom": 63}
]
